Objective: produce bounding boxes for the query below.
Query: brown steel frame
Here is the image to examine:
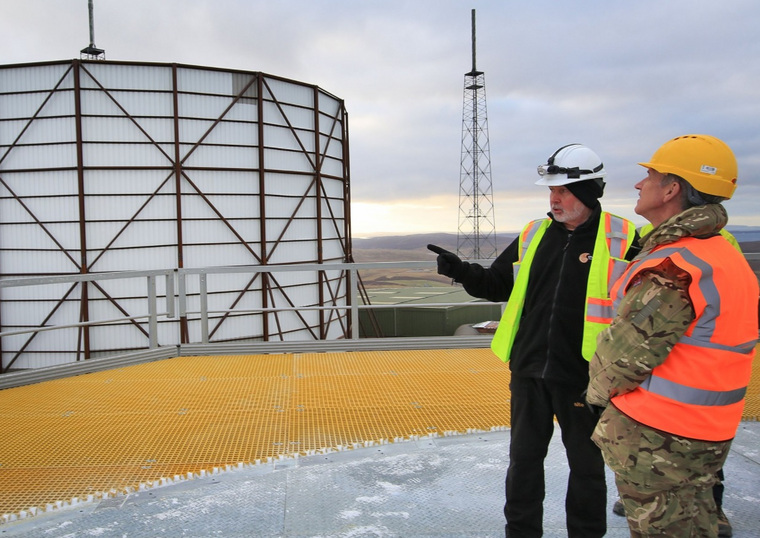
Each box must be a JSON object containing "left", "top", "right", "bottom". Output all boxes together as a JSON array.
[{"left": 0, "top": 60, "right": 354, "bottom": 371}]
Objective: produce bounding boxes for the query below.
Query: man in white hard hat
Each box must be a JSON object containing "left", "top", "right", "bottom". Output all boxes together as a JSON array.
[{"left": 429, "top": 144, "right": 639, "bottom": 537}]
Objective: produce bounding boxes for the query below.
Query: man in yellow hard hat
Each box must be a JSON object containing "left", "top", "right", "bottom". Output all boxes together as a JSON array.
[
  {"left": 586, "top": 135, "right": 758, "bottom": 537},
  {"left": 611, "top": 223, "right": 742, "bottom": 537}
]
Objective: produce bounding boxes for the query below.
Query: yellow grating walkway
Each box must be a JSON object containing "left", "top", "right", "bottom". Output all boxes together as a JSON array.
[{"left": 1, "top": 346, "right": 759, "bottom": 522}]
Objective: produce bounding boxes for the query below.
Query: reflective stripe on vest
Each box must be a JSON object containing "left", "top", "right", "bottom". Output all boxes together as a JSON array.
[
  {"left": 640, "top": 375, "right": 747, "bottom": 406},
  {"left": 611, "top": 235, "right": 759, "bottom": 441},
  {"left": 491, "top": 212, "right": 635, "bottom": 362}
]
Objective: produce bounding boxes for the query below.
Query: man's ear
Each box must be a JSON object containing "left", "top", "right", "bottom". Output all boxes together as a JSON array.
[{"left": 662, "top": 179, "right": 681, "bottom": 204}]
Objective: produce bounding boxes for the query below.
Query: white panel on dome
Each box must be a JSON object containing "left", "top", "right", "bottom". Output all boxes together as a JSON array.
[
  {"left": 266, "top": 243, "right": 318, "bottom": 265},
  {"left": 0, "top": 118, "right": 29, "bottom": 146},
  {"left": 3, "top": 171, "right": 77, "bottom": 196},
  {"left": 205, "top": 317, "right": 262, "bottom": 342},
  {"left": 0, "top": 282, "right": 79, "bottom": 303},
  {"left": 84, "top": 225, "right": 174, "bottom": 258},
  {"left": 84, "top": 116, "right": 175, "bottom": 145},
  {"left": 322, "top": 241, "right": 347, "bottom": 261},
  {"left": 82, "top": 141, "right": 173, "bottom": 167},
  {"left": 262, "top": 148, "right": 313, "bottom": 172},
  {"left": 4, "top": 192, "right": 79, "bottom": 225},
  {"left": 320, "top": 158, "right": 344, "bottom": 177},
  {"left": 82, "top": 116, "right": 171, "bottom": 144},
  {"left": 263, "top": 77, "right": 313, "bottom": 107},
  {"left": 0, "top": 250, "right": 80, "bottom": 274},
  {"left": 81, "top": 90, "right": 175, "bottom": 118},
  {"left": 320, "top": 223, "right": 345, "bottom": 243},
  {"left": 177, "top": 67, "right": 235, "bottom": 95},
  {"left": 1, "top": 218, "right": 79, "bottom": 250},
  {"left": 181, "top": 218, "right": 254, "bottom": 243},
  {"left": 1, "top": 144, "right": 77, "bottom": 169},
  {"left": 262, "top": 101, "right": 315, "bottom": 131},
  {"left": 0, "top": 64, "right": 73, "bottom": 93},
  {"left": 265, "top": 196, "right": 318, "bottom": 220},
  {"left": 318, "top": 92, "right": 341, "bottom": 116},
  {"left": 0, "top": 91, "right": 73, "bottom": 121},
  {"left": 99, "top": 90, "right": 175, "bottom": 116},
  {"left": 91, "top": 277, "right": 154, "bottom": 298},
  {"left": 84, "top": 170, "right": 174, "bottom": 194},
  {"left": 225, "top": 102, "right": 258, "bottom": 122},
  {"left": 196, "top": 121, "right": 258, "bottom": 147},
  {"left": 183, "top": 245, "right": 261, "bottom": 268},
  {"left": 262, "top": 123, "right": 315, "bottom": 152},
  {"left": 82, "top": 64, "right": 173, "bottom": 91},
  {"left": 183, "top": 197, "right": 260, "bottom": 222},
  {"left": 79, "top": 90, "right": 127, "bottom": 115},
  {"left": 178, "top": 93, "right": 238, "bottom": 122},
  {"left": 177, "top": 119, "right": 218, "bottom": 144},
  {"left": 88, "top": 324, "right": 152, "bottom": 350},
  {"left": 181, "top": 144, "right": 258, "bottom": 169},
  {"left": 263, "top": 173, "right": 312, "bottom": 196},
  {"left": 90, "top": 247, "right": 177, "bottom": 273},
  {"left": 182, "top": 170, "right": 260, "bottom": 195},
  {"left": 7, "top": 116, "right": 76, "bottom": 145},
  {"left": 320, "top": 136, "right": 344, "bottom": 158},
  {"left": 321, "top": 178, "right": 345, "bottom": 197}
]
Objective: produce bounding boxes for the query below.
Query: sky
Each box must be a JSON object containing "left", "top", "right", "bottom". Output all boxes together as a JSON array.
[{"left": 3, "top": 0, "right": 760, "bottom": 236}]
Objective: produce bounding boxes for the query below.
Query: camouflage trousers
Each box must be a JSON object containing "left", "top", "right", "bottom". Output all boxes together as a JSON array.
[{"left": 592, "top": 406, "right": 731, "bottom": 537}]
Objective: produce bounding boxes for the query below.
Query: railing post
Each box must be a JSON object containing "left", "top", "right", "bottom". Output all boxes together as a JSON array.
[
  {"left": 177, "top": 269, "right": 188, "bottom": 344},
  {"left": 147, "top": 275, "right": 158, "bottom": 349},
  {"left": 200, "top": 272, "right": 209, "bottom": 344},
  {"left": 350, "top": 267, "right": 359, "bottom": 340},
  {"left": 165, "top": 271, "right": 175, "bottom": 319}
]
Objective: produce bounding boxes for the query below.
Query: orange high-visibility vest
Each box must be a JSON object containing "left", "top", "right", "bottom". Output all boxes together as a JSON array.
[
  {"left": 611, "top": 235, "right": 758, "bottom": 441},
  {"left": 491, "top": 212, "right": 635, "bottom": 362}
]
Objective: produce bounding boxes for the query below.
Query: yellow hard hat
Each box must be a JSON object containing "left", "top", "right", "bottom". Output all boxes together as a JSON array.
[{"left": 638, "top": 134, "right": 737, "bottom": 199}]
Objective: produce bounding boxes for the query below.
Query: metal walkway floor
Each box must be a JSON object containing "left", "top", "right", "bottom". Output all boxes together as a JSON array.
[{"left": 1, "top": 348, "right": 759, "bottom": 537}]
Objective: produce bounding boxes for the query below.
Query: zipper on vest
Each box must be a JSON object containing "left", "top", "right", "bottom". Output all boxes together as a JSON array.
[{"left": 543, "top": 230, "right": 572, "bottom": 378}]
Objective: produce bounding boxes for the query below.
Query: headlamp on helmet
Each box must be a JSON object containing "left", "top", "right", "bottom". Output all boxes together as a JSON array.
[{"left": 535, "top": 144, "right": 607, "bottom": 187}]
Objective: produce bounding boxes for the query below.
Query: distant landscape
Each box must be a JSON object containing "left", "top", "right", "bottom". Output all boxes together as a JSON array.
[
  {"left": 351, "top": 229, "right": 760, "bottom": 289},
  {"left": 351, "top": 233, "right": 516, "bottom": 289}
]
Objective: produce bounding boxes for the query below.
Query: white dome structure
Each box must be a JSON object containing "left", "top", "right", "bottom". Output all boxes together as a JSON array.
[{"left": 0, "top": 59, "right": 353, "bottom": 370}]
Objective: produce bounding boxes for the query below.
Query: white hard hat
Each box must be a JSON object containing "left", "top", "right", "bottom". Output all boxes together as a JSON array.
[{"left": 535, "top": 144, "right": 607, "bottom": 186}]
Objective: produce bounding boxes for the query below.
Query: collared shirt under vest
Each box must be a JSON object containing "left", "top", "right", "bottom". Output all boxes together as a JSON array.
[
  {"left": 611, "top": 235, "right": 759, "bottom": 441},
  {"left": 491, "top": 212, "right": 635, "bottom": 363}
]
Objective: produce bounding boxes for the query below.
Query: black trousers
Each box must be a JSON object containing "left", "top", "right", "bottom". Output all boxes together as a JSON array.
[{"left": 504, "top": 377, "right": 606, "bottom": 538}]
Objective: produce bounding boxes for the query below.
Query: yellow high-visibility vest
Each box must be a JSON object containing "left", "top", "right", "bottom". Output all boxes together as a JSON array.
[{"left": 491, "top": 212, "right": 635, "bottom": 362}]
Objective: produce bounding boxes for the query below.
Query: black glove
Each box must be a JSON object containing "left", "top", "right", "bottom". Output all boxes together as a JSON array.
[
  {"left": 581, "top": 389, "right": 605, "bottom": 418},
  {"left": 427, "top": 244, "right": 468, "bottom": 280}
]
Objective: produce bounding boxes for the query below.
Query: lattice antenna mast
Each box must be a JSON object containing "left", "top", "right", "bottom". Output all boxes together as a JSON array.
[
  {"left": 457, "top": 9, "right": 496, "bottom": 261},
  {"left": 80, "top": 0, "right": 106, "bottom": 60}
]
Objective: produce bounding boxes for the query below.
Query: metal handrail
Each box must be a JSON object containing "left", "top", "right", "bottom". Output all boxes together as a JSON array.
[
  {"left": 3, "top": 252, "right": 756, "bottom": 370},
  {"left": 0, "top": 269, "right": 176, "bottom": 349},
  {"left": 0, "top": 260, "right": 498, "bottom": 348},
  {"left": 175, "top": 261, "right": 497, "bottom": 342}
]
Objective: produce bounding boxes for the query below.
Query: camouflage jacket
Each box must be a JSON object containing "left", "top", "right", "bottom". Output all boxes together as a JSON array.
[{"left": 586, "top": 204, "right": 729, "bottom": 406}]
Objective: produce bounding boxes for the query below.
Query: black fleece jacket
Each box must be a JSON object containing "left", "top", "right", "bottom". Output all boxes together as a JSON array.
[{"left": 456, "top": 206, "right": 639, "bottom": 389}]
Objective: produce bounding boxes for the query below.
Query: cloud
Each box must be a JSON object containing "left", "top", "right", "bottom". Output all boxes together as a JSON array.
[{"left": 3, "top": 0, "right": 759, "bottom": 234}]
